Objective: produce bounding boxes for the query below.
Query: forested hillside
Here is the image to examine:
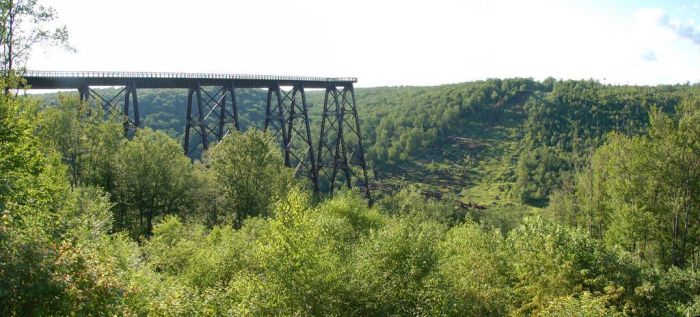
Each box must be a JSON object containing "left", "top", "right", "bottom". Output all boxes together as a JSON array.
[
  {"left": 6, "top": 0, "right": 700, "bottom": 314},
  {"left": 5, "top": 78, "right": 698, "bottom": 315},
  {"left": 40, "top": 79, "right": 696, "bottom": 220}
]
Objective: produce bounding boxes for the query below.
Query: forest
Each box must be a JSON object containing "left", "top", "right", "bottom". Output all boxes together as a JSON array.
[
  {"left": 3, "top": 1, "right": 700, "bottom": 315},
  {"left": 3, "top": 76, "right": 700, "bottom": 315}
]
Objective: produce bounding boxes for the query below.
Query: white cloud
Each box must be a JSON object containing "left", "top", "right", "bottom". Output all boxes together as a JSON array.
[
  {"left": 640, "top": 49, "right": 658, "bottom": 62},
  {"left": 673, "top": 23, "right": 700, "bottom": 44},
  {"left": 635, "top": 7, "right": 700, "bottom": 46},
  {"left": 634, "top": 8, "right": 669, "bottom": 27}
]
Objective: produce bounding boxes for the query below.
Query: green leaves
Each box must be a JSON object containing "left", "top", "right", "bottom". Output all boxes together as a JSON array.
[
  {"left": 6, "top": 77, "right": 700, "bottom": 315},
  {"left": 437, "top": 221, "right": 513, "bottom": 315},
  {"left": 548, "top": 98, "right": 700, "bottom": 269},
  {"left": 349, "top": 216, "right": 446, "bottom": 316},
  {"left": 113, "top": 128, "right": 195, "bottom": 237},
  {"left": 0, "top": 0, "right": 73, "bottom": 74},
  {"left": 202, "top": 129, "right": 295, "bottom": 227}
]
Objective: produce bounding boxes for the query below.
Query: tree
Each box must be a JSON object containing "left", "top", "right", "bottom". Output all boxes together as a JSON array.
[
  {"left": 202, "top": 129, "right": 295, "bottom": 227},
  {"left": 546, "top": 98, "right": 700, "bottom": 268},
  {"left": 0, "top": 79, "right": 42, "bottom": 209},
  {"left": 0, "top": 0, "right": 72, "bottom": 75},
  {"left": 349, "top": 216, "right": 447, "bottom": 315},
  {"left": 0, "top": 82, "right": 131, "bottom": 315},
  {"left": 113, "top": 128, "right": 194, "bottom": 237},
  {"left": 597, "top": 103, "right": 700, "bottom": 268},
  {"left": 437, "top": 221, "right": 513, "bottom": 315},
  {"left": 36, "top": 94, "right": 123, "bottom": 188}
]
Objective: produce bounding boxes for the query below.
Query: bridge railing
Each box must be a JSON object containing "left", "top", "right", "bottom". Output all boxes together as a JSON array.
[{"left": 23, "top": 70, "right": 357, "bottom": 83}]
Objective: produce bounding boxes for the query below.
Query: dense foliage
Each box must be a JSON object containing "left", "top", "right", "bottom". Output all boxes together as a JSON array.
[
  {"left": 7, "top": 1, "right": 700, "bottom": 315},
  {"left": 36, "top": 79, "right": 696, "bottom": 208},
  {"left": 547, "top": 97, "right": 700, "bottom": 269},
  {"left": 4, "top": 79, "right": 700, "bottom": 315}
]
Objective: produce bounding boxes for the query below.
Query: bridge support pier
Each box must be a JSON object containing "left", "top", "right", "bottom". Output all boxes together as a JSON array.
[
  {"left": 77, "top": 83, "right": 140, "bottom": 136},
  {"left": 183, "top": 82, "right": 240, "bottom": 157},
  {"left": 123, "top": 82, "right": 139, "bottom": 136},
  {"left": 26, "top": 71, "right": 370, "bottom": 201},
  {"left": 279, "top": 85, "right": 319, "bottom": 194},
  {"left": 317, "top": 84, "right": 371, "bottom": 202},
  {"left": 264, "top": 85, "right": 289, "bottom": 166},
  {"left": 78, "top": 84, "right": 89, "bottom": 102}
]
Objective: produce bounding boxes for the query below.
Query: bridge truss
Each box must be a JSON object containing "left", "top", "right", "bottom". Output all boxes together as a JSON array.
[{"left": 23, "top": 71, "right": 371, "bottom": 201}]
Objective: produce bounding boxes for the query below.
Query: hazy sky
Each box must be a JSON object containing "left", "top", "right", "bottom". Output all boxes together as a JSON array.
[{"left": 28, "top": 0, "right": 700, "bottom": 87}]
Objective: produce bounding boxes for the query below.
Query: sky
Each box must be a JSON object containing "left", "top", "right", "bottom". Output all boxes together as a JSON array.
[{"left": 27, "top": 0, "right": 700, "bottom": 87}]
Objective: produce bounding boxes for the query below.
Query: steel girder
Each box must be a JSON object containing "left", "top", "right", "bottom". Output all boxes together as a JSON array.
[
  {"left": 78, "top": 82, "right": 140, "bottom": 136},
  {"left": 316, "top": 85, "right": 372, "bottom": 202},
  {"left": 264, "top": 86, "right": 289, "bottom": 165},
  {"left": 183, "top": 82, "right": 240, "bottom": 157},
  {"left": 73, "top": 80, "right": 371, "bottom": 201},
  {"left": 278, "top": 85, "right": 319, "bottom": 194}
]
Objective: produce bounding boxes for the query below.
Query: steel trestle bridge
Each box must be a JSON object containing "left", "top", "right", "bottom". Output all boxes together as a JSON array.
[{"left": 23, "top": 70, "right": 371, "bottom": 200}]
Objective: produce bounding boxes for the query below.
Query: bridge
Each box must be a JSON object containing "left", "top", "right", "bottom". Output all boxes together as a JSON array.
[{"left": 23, "top": 71, "right": 371, "bottom": 200}]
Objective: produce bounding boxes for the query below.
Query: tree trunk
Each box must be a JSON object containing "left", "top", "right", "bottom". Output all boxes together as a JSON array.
[
  {"left": 672, "top": 212, "right": 679, "bottom": 266},
  {"left": 146, "top": 209, "right": 153, "bottom": 237},
  {"left": 6, "top": 3, "right": 14, "bottom": 73}
]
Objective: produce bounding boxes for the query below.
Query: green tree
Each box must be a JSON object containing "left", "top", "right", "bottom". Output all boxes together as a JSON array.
[
  {"left": 0, "top": 81, "right": 43, "bottom": 210},
  {"left": 437, "top": 221, "right": 514, "bottom": 315},
  {"left": 202, "top": 129, "right": 295, "bottom": 227},
  {"left": 0, "top": 0, "right": 72, "bottom": 74},
  {"left": 113, "top": 128, "right": 194, "bottom": 237},
  {"left": 349, "top": 216, "right": 447, "bottom": 315},
  {"left": 0, "top": 91, "right": 136, "bottom": 315},
  {"left": 506, "top": 217, "right": 655, "bottom": 315},
  {"left": 36, "top": 94, "right": 123, "bottom": 188},
  {"left": 599, "top": 104, "right": 700, "bottom": 268},
  {"left": 552, "top": 99, "right": 700, "bottom": 268}
]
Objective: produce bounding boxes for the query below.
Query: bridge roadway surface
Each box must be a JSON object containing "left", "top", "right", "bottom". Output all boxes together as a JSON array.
[{"left": 22, "top": 70, "right": 357, "bottom": 89}]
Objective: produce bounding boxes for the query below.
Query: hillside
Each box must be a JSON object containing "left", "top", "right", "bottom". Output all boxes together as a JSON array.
[
  {"left": 15, "top": 79, "right": 700, "bottom": 315},
  {"left": 347, "top": 80, "right": 696, "bottom": 228},
  {"left": 9, "top": 0, "right": 700, "bottom": 313},
  {"left": 38, "top": 80, "right": 698, "bottom": 217}
]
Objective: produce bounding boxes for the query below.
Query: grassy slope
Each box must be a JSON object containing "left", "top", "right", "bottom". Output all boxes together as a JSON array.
[{"left": 362, "top": 89, "right": 534, "bottom": 207}]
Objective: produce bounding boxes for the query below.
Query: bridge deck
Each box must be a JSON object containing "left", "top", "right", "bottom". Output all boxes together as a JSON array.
[{"left": 23, "top": 71, "right": 357, "bottom": 89}]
